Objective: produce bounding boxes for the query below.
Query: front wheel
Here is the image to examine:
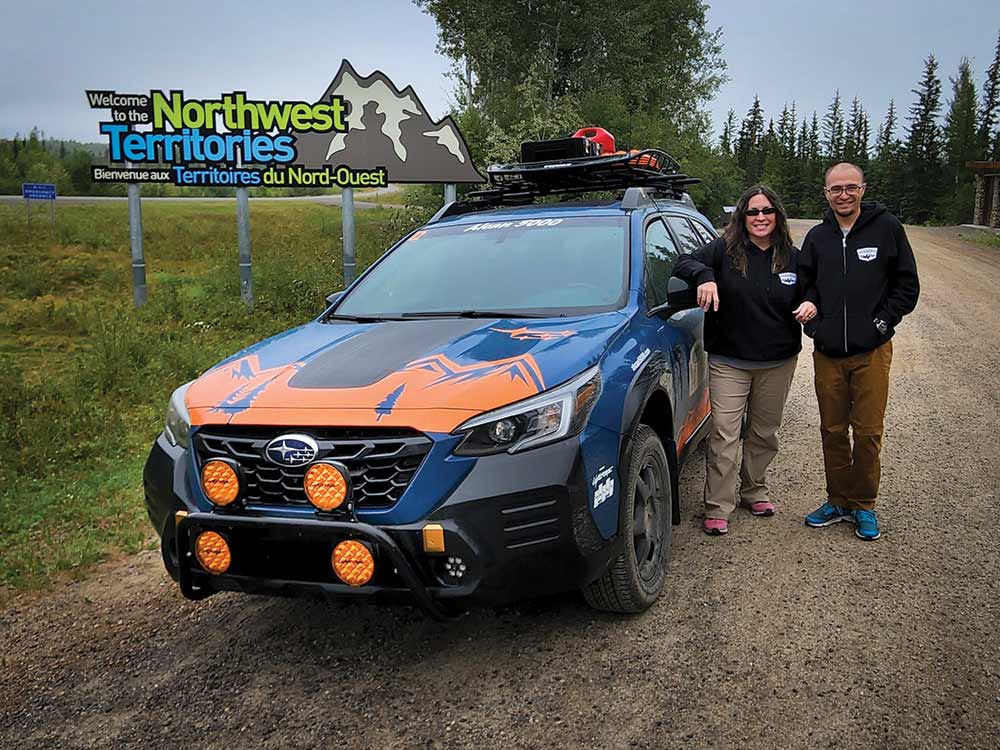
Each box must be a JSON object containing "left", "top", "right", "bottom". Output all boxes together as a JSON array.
[{"left": 582, "top": 424, "right": 673, "bottom": 613}]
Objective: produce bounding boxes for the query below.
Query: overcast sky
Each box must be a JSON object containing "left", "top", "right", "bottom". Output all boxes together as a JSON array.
[{"left": 1, "top": 0, "right": 997, "bottom": 146}]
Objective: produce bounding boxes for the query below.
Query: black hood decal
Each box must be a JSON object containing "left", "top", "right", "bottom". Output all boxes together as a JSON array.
[{"left": 288, "top": 320, "right": 484, "bottom": 389}]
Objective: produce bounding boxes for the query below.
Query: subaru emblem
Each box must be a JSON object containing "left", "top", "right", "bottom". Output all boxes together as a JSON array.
[{"left": 264, "top": 434, "right": 319, "bottom": 467}]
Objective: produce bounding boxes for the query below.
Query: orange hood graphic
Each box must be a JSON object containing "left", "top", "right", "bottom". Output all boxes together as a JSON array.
[{"left": 185, "top": 315, "right": 627, "bottom": 433}]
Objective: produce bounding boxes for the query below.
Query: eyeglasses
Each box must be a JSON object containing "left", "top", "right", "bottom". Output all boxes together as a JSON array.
[
  {"left": 824, "top": 184, "right": 865, "bottom": 197},
  {"left": 745, "top": 207, "right": 776, "bottom": 217}
]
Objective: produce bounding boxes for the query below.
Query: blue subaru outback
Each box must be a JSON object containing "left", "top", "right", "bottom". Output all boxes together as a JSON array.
[{"left": 144, "top": 138, "right": 714, "bottom": 618}]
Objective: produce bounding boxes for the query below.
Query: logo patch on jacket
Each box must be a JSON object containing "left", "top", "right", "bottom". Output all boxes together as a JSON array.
[
  {"left": 778, "top": 272, "right": 797, "bottom": 285},
  {"left": 857, "top": 247, "right": 878, "bottom": 262}
]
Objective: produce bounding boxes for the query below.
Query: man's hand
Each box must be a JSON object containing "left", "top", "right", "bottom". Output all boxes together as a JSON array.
[
  {"left": 794, "top": 301, "right": 817, "bottom": 323},
  {"left": 697, "top": 281, "right": 720, "bottom": 312}
]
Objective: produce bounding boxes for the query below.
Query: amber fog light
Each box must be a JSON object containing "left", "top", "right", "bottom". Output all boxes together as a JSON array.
[
  {"left": 195, "top": 531, "right": 231, "bottom": 574},
  {"left": 201, "top": 459, "right": 239, "bottom": 506},
  {"left": 332, "top": 540, "right": 374, "bottom": 587},
  {"left": 304, "top": 462, "right": 349, "bottom": 511}
]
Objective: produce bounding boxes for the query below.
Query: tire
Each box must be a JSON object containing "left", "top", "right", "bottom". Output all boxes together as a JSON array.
[{"left": 582, "top": 424, "right": 673, "bottom": 613}]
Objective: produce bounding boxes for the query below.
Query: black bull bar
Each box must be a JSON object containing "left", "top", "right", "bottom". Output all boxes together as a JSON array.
[{"left": 175, "top": 512, "right": 458, "bottom": 620}]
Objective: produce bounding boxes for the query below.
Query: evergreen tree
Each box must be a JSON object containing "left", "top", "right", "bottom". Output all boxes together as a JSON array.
[
  {"left": 903, "top": 55, "right": 944, "bottom": 223},
  {"left": 796, "top": 118, "right": 810, "bottom": 160},
  {"left": 875, "top": 100, "right": 898, "bottom": 160},
  {"left": 720, "top": 108, "right": 736, "bottom": 155},
  {"left": 822, "top": 91, "right": 845, "bottom": 162},
  {"left": 978, "top": 29, "right": 1000, "bottom": 159},
  {"left": 942, "top": 59, "right": 980, "bottom": 222},
  {"left": 794, "top": 112, "right": 825, "bottom": 217},
  {"left": 871, "top": 100, "right": 904, "bottom": 213},
  {"left": 844, "top": 96, "right": 870, "bottom": 168},
  {"left": 769, "top": 103, "right": 801, "bottom": 213},
  {"left": 758, "top": 118, "right": 784, "bottom": 189},
  {"left": 736, "top": 96, "right": 766, "bottom": 184}
]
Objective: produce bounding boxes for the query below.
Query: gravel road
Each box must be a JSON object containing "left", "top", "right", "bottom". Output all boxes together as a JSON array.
[{"left": 2, "top": 221, "right": 998, "bottom": 750}]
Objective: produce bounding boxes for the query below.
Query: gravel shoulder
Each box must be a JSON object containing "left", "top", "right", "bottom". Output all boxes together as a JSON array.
[{"left": 2, "top": 221, "right": 998, "bottom": 749}]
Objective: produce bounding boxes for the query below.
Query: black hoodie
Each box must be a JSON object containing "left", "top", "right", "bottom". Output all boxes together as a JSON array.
[
  {"left": 672, "top": 237, "right": 803, "bottom": 361},
  {"left": 799, "top": 202, "right": 919, "bottom": 358}
]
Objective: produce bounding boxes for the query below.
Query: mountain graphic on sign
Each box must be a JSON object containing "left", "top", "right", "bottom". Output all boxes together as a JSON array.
[{"left": 290, "top": 61, "right": 484, "bottom": 183}]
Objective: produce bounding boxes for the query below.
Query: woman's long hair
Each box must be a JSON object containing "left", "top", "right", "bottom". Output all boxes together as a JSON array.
[{"left": 721, "top": 185, "right": 794, "bottom": 276}]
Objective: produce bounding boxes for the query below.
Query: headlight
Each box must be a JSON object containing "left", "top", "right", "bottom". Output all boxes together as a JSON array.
[
  {"left": 453, "top": 366, "right": 601, "bottom": 455},
  {"left": 164, "top": 382, "right": 193, "bottom": 448}
]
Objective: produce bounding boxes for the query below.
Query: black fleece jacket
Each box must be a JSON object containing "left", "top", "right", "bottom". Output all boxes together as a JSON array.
[
  {"left": 798, "top": 202, "right": 919, "bottom": 357},
  {"left": 672, "top": 237, "right": 803, "bottom": 361}
]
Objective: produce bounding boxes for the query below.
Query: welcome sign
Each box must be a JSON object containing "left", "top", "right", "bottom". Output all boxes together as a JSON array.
[{"left": 87, "top": 61, "right": 483, "bottom": 188}]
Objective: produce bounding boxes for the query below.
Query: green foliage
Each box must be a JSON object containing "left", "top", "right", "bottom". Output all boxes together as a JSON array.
[
  {"left": 822, "top": 91, "right": 845, "bottom": 162},
  {"left": 416, "top": 0, "right": 739, "bottom": 217},
  {"left": 978, "top": 30, "right": 1000, "bottom": 159},
  {"left": 844, "top": 97, "right": 870, "bottom": 170},
  {"left": 941, "top": 60, "right": 981, "bottom": 223},
  {"left": 736, "top": 96, "right": 765, "bottom": 185}
]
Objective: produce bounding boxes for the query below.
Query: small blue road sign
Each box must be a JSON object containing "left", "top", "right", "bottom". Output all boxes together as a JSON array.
[{"left": 22, "top": 183, "right": 57, "bottom": 200}]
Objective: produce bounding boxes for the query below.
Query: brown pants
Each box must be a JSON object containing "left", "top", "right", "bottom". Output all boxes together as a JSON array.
[
  {"left": 704, "top": 357, "right": 797, "bottom": 520},
  {"left": 813, "top": 341, "right": 893, "bottom": 511}
]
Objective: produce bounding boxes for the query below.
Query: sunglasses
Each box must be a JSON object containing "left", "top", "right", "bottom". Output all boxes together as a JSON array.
[{"left": 745, "top": 207, "right": 777, "bottom": 217}]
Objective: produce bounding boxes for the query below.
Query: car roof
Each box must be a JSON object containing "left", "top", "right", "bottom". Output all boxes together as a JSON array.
[{"left": 428, "top": 196, "right": 707, "bottom": 228}]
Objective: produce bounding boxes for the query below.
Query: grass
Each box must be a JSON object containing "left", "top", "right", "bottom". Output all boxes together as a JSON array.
[{"left": 0, "top": 199, "right": 427, "bottom": 597}]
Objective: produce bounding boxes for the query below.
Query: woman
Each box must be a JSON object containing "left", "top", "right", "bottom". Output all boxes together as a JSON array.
[{"left": 673, "top": 186, "right": 804, "bottom": 535}]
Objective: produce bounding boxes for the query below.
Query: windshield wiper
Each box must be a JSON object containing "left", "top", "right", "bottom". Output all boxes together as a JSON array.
[
  {"left": 400, "top": 310, "right": 551, "bottom": 319},
  {"left": 323, "top": 313, "right": 401, "bottom": 323}
]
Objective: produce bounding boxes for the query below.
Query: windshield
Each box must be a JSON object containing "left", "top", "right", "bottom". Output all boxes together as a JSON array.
[{"left": 334, "top": 216, "right": 628, "bottom": 318}]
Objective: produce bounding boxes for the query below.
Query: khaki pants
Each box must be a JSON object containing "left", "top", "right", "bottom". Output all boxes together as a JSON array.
[
  {"left": 704, "top": 357, "right": 797, "bottom": 520},
  {"left": 813, "top": 341, "right": 893, "bottom": 511}
]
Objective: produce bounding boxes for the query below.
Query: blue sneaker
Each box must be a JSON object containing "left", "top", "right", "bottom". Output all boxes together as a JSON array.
[
  {"left": 853, "top": 510, "right": 881, "bottom": 540},
  {"left": 805, "top": 501, "right": 854, "bottom": 527}
]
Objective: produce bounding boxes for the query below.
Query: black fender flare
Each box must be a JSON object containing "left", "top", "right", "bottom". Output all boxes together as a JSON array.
[{"left": 618, "top": 353, "right": 681, "bottom": 526}]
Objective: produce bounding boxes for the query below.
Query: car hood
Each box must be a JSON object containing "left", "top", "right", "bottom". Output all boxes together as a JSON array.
[{"left": 186, "top": 313, "right": 628, "bottom": 433}]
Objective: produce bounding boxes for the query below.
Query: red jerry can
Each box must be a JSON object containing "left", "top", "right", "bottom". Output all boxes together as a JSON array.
[{"left": 572, "top": 127, "right": 616, "bottom": 155}]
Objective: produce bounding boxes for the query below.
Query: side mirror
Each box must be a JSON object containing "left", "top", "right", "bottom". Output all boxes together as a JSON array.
[
  {"left": 325, "top": 291, "right": 344, "bottom": 307},
  {"left": 666, "top": 276, "right": 698, "bottom": 311}
]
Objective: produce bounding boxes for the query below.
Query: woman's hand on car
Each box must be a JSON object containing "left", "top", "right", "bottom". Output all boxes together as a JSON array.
[{"left": 697, "top": 281, "right": 720, "bottom": 312}]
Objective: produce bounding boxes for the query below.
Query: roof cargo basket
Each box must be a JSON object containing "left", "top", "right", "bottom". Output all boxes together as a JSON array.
[{"left": 430, "top": 147, "right": 700, "bottom": 222}]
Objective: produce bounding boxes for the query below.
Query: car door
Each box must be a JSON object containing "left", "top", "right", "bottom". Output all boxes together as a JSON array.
[
  {"left": 639, "top": 214, "right": 705, "bottom": 453},
  {"left": 661, "top": 214, "right": 710, "bottom": 452}
]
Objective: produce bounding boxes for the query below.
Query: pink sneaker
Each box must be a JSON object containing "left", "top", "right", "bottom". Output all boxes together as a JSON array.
[
  {"left": 749, "top": 501, "right": 775, "bottom": 517},
  {"left": 703, "top": 518, "right": 728, "bottom": 535}
]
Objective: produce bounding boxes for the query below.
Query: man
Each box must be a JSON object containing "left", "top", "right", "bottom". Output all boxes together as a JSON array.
[{"left": 792, "top": 163, "right": 919, "bottom": 541}]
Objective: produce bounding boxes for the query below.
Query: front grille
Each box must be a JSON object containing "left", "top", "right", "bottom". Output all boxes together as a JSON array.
[{"left": 194, "top": 426, "right": 432, "bottom": 509}]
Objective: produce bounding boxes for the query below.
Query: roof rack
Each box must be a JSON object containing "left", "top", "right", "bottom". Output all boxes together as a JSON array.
[{"left": 428, "top": 148, "right": 700, "bottom": 223}]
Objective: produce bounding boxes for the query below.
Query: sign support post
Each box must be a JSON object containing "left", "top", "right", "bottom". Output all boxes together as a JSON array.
[
  {"left": 444, "top": 183, "right": 456, "bottom": 204},
  {"left": 127, "top": 176, "right": 147, "bottom": 307},
  {"left": 342, "top": 187, "right": 356, "bottom": 286},
  {"left": 236, "top": 188, "right": 253, "bottom": 308}
]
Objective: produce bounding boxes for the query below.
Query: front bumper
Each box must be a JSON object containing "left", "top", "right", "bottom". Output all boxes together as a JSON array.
[{"left": 144, "top": 431, "right": 619, "bottom": 617}]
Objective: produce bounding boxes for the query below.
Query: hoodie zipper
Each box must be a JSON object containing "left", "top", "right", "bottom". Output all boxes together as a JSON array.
[{"left": 842, "top": 233, "right": 848, "bottom": 352}]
